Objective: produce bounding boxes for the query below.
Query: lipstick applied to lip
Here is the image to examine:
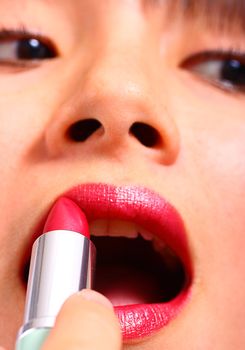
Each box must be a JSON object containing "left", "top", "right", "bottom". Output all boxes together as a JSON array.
[{"left": 15, "top": 197, "right": 95, "bottom": 350}]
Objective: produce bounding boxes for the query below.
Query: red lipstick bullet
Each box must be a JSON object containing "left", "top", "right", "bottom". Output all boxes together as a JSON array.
[{"left": 43, "top": 197, "right": 90, "bottom": 238}]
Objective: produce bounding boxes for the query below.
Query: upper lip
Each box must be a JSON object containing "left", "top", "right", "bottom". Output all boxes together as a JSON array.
[{"left": 62, "top": 183, "right": 192, "bottom": 275}]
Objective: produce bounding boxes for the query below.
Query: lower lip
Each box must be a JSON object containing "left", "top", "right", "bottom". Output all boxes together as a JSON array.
[
  {"left": 114, "top": 290, "right": 190, "bottom": 340},
  {"left": 64, "top": 183, "right": 192, "bottom": 341}
]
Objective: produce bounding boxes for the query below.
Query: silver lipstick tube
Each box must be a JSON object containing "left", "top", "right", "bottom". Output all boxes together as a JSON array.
[{"left": 16, "top": 230, "right": 95, "bottom": 350}]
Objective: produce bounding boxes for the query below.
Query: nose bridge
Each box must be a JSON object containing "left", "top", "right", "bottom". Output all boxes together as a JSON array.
[
  {"left": 81, "top": 51, "right": 150, "bottom": 113},
  {"left": 76, "top": 25, "right": 158, "bottom": 130},
  {"left": 45, "top": 8, "right": 180, "bottom": 165},
  {"left": 77, "top": 0, "right": 156, "bottom": 112}
]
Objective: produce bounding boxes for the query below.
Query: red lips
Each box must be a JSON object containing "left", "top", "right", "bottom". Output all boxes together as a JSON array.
[{"left": 61, "top": 183, "right": 192, "bottom": 341}]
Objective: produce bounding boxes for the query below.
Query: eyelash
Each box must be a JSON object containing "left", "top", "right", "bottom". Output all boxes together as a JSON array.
[{"left": 181, "top": 49, "right": 245, "bottom": 94}]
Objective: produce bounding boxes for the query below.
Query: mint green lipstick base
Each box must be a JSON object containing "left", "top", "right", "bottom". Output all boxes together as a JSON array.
[{"left": 15, "top": 328, "right": 51, "bottom": 350}]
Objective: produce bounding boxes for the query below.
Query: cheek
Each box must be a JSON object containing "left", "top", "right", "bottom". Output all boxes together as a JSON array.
[
  {"left": 164, "top": 89, "right": 245, "bottom": 346},
  {"left": 171, "top": 79, "right": 245, "bottom": 222},
  {"left": 180, "top": 96, "right": 245, "bottom": 313},
  {"left": 189, "top": 107, "right": 245, "bottom": 218},
  {"left": 0, "top": 79, "right": 61, "bottom": 165},
  {"left": 195, "top": 125, "right": 245, "bottom": 276},
  {"left": 0, "top": 89, "right": 54, "bottom": 233},
  {"left": 0, "top": 60, "right": 68, "bottom": 170},
  {"left": 169, "top": 79, "right": 245, "bottom": 262}
]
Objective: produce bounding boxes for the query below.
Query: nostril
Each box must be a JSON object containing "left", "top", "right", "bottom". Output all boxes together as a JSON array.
[
  {"left": 67, "top": 118, "right": 102, "bottom": 142},
  {"left": 129, "top": 122, "right": 161, "bottom": 148}
]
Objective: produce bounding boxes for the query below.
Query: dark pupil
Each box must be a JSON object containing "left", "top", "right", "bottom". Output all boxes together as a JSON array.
[
  {"left": 17, "top": 38, "right": 55, "bottom": 60},
  {"left": 221, "top": 59, "right": 245, "bottom": 86}
]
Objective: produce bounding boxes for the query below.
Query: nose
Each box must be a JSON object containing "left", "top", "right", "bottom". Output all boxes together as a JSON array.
[{"left": 45, "top": 34, "right": 180, "bottom": 165}]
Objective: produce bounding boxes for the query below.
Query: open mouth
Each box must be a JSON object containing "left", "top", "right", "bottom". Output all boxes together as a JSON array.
[
  {"left": 23, "top": 183, "right": 192, "bottom": 341},
  {"left": 91, "top": 220, "right": 186, "bottom": 306},
  {"left": 66, "top": 184, "right": 192, "bottom": 340}
]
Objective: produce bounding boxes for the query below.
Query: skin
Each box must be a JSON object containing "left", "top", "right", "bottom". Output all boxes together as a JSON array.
[{"left": 0, "top": 0, "right": 244, "bottom": 349}]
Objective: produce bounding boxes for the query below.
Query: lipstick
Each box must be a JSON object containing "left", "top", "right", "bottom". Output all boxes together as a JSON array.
[{"left": 15, "top": 197, "right": 95, "bottom": 350}]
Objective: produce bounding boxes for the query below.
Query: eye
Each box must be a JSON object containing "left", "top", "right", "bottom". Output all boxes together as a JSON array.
[
  {"left": 0, "top": 29, "right": 57, "bottom": 65},
  {"left": 182, "top": 51, "right": 245, "bottom": 93}
]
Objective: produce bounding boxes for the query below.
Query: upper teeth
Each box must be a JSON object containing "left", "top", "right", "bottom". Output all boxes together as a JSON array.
[
  {"left": 89, "top": 219, "right": 151, "bottom": 238},
  {"left": 89, "top": 219, "right": 166, "bottom": 252}
]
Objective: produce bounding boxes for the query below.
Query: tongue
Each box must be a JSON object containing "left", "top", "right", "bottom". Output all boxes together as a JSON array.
[{"left": 94, "top": 264, "right": 162, "bottom": 306}]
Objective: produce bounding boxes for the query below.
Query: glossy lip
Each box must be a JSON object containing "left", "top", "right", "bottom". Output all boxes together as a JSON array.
[{"left": 63, "top": 183, "right": 192, "bottom": 341}]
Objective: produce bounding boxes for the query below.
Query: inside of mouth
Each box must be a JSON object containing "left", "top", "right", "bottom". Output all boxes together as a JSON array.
[{"left": 91, "top": 235, "right": 186, "bottom": 306}]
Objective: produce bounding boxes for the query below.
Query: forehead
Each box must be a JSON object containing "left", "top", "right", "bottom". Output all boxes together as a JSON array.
[{"left": 0, "top": 0, "right": 244, "bottom": 34}]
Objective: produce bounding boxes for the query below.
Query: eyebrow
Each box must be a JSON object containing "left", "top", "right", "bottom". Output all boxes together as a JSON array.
[{"left": 167, "top": 0, "right": 245, "bottom": 33}]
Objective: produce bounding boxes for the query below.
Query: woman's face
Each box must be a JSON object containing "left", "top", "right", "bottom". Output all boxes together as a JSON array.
[{"left": 0, "top": 0, "right": 245, "bottom": 349}]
